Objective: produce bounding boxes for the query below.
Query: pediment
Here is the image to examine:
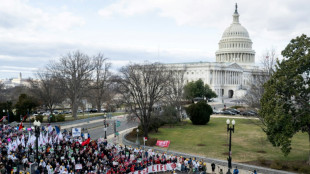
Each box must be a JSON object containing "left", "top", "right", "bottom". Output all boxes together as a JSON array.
[{"left": 227, "top": 63, "right": 243, "bottom": 70}]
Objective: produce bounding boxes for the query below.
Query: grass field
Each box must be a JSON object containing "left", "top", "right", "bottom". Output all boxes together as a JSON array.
[{"left": 149, "top": 117, "right": 309, "bottom": 163}]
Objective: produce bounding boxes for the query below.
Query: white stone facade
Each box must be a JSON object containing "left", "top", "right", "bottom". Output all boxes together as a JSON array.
[{"left": 166, "top": 4, "right": 262, "bottom": 99}]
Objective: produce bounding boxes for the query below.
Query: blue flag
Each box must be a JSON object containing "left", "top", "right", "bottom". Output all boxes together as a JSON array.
[{"left": 55, "top": 126, "right": 60, "bottom": 134}]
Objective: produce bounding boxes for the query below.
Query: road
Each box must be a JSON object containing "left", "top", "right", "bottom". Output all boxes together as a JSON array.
[
  {"left": 13, "top": 114, "right": 139, "bottom": 140},
  {"left": 87, "top": 116, "right": 138, "bottom": 140}
]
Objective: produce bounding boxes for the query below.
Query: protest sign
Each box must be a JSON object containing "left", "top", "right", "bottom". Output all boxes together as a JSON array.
[
  {"left": 72, "top": 128, "right": 81, "bottom": 137},
  {"left": 75, "top": 164, "right": 82, "bottom": 169},
  {"left": 155, "top": 140, "right": 170, "bottom": 148}
]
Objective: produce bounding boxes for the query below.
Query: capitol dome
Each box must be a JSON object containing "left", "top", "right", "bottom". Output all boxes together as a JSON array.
[{"left": 216, "top": 4, "right": 255, "bottom": 65}]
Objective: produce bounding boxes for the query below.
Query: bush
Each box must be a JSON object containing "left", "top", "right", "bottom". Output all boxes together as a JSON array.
[
  {"left": 49, "top": 114, "right": 57, "bottom": 122},
  {"left": 270, "top": 160, "right": 282, "bottom": 170},
  {"left": 35, "top": 115, "right": 44, "bottom": 122},
  {"left": 257, "top": 157, "right": 267, "bottom": 166},
  {"left": 186, "top": 101, "right": 212, "bottom": 125},
  {"left": 298, "top": 165, "right": 310, "bottom": 173},
  {"left": 56, "top": 114, "right": 65, "bottom": 122},
  {"left": 230, "top": 105, "right": 244, "bottom": 109},
  {"left": 146, "top": 137, "right": 157, "bottom": 146}
]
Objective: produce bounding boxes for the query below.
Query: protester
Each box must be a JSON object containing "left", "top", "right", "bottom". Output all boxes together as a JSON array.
[
  {"left": 0, "top": 123, "right": 212, "bottom": 174},
  {"left": 233, "top": 166, "right": 239, "bottom": 174}
]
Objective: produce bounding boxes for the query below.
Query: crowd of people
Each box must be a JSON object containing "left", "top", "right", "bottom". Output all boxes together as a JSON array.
[
  {"left": 0, "top": 123, "right": 219, "bottom": 174},
  {"left": 0, "top": 123, "right": 259, "bottom": 174}
]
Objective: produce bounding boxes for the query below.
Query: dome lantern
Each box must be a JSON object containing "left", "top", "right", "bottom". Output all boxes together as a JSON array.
[{"left": 233, "top": 3, "right": 239, "bottom": 23}]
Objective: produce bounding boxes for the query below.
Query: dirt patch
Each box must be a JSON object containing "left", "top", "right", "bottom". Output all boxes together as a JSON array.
[
  {"left": 243, "top": 160, "right": 310, "bottom": 173},
  {"left": 256, "top": 150, "right": 266, "bottom": 153},
  {"left": 197, "top": 144, "right": 206, "bottom": 146},
  {"left": 222, "top": 152, "right": 229, "bottom": 156}
]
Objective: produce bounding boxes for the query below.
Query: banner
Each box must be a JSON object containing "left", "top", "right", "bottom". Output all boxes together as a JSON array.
[
  {"left": 129, "top": 163, "right": 177, "bottom": 174},
  {"left": 75, "top": 164, "right": 82, "bottom": 170},
  {"left": 155, "top": 140, "right": 170, "bottom": 148},
  {"left": 72, "top": 128, "right": 81, "bottom": 137},
  {"left": 0, "top": 116, "right": 7, "bottom": 122}
]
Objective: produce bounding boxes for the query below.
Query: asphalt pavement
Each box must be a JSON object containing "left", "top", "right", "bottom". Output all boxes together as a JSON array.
[{"left": 10, "top": 114, "right": 139, "bottom": 141}]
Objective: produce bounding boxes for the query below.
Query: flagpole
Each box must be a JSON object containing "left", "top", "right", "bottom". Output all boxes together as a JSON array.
[{"left": 7, "top": 109, "right": 9, "bottom": 123}]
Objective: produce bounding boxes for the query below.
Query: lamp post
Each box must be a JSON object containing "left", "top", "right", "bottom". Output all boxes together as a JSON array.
[
  {"left": 226, "top": 119, "right": 235, "bottom": 174},
  {"left": 104, "top": 119, "right": 107, "bottom": 146},
  {"left": 136, "top": 128, "right": 140, "bottom": 146},
  {"left": 33, "top": 120, "right": 41, "bottom": 163}
]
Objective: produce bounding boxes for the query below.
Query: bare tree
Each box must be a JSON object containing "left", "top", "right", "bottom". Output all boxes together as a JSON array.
[
  {"left": 116, "top": 62, "right": 171, "bottom": 137},
  {"left": 91, "top": 53, "right": 112, "bottom": 112},
  {"left": 0, "top": 82, "right": 5, "bottom": 103},
  {"left": 29, "top": 70, "right": 65, "bottom": 114},
  {"left": 48, "top": 51, "right": 95, "bottom": 119},
  {"left": 164, "top": 67, "right": 186, "bottom": 120},
  {"left": 243, "top": 48, "right": 277, "bottom": 109}
]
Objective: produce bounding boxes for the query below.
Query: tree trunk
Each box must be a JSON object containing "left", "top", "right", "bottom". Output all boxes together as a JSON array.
[
  {"left": 143, "top": 125, "right": 148, "bottom": 138},
  {"left": 97, "top": 101, "right": 101, "bottom": 113},
  {"left": 72, "top": 99, "right": 78, "bottom": 119}
]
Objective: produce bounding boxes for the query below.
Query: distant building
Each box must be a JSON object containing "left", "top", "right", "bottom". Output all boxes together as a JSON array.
[{"left": 1, "top": 72, "right": 31, "bottom": 88}]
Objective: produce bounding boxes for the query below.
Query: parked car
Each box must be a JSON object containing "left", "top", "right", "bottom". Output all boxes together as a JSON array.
[
  {"left": 89, "top": 109, "right": 98, "bottom": 113},
  {"left": 222, "top": 110, "right": 236, "bottom": 115},
  {"left": 240, "top": 110, "right": 257, "bottom": 116},
  {"left": 42, "top": 112, "right": 51, "bottom": 116},
  {"left": 213, "top": 110, "right": 221, "bottom": 114},
  {"left": 226, "top": 109, "right": 240, "bottom": 114},
  {"left": 62, "top": 111, "right": 71, "bottom": 114},
  {"left": 53, "top": 111, "right": 60, "bottom": 115},
  {"left": 77, "top": 109, "right": 83, "bottom": 113}
]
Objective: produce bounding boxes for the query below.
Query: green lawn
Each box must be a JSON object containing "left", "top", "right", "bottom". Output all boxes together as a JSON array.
[{"left": 149, "top": 118, "right": 309, "bottom": 163}]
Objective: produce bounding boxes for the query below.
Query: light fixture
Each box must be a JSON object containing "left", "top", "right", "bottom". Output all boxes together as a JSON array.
[
  {"left": 232, "top": 119, "right": 235, "bottom": 125},
  {"left": 226, "top": 119, "right": 230, "bottom": 125}
]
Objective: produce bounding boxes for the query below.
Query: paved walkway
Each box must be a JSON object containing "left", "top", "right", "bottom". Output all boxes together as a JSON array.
[{"left": 122, "top": 133, "right": 295, "bottom": 174}]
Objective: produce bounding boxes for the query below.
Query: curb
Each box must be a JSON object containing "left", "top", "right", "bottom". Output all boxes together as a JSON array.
[{"left": 122, "top": 132, "right": 296, "bottom": 174}]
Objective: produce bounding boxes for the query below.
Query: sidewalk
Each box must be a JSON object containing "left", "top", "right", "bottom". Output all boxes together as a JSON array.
[{"left": 60, "top": 115, "right": 127, "bottom": 130}]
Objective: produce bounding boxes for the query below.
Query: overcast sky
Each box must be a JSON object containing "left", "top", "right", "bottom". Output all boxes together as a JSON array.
[{"left": 0, "top": 0, "right": 309, "bottom": 79}]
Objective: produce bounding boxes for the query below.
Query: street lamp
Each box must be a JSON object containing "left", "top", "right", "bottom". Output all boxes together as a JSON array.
[
  {"left": 226, "top": 119, "right": 235, "bottom": 174},
  {"left": 33, "top": 120, "right": 41, "bottom": 163},
  {"left": 104, "top": 119, "right": 107, "bottom": 146},
  {"left": 136, "top": 128, "right": 140, "bottom": 146}
]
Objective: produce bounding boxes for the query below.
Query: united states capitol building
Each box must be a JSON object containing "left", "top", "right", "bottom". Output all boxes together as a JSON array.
[{"left": 167, "top": 4, "right": 262, "bottom": 99}]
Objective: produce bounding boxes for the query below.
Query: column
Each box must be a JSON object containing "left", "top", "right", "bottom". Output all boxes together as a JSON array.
[
  {"left": 221, "top": 71, "right": 223, "bottom": 84},
  {"left": 211, "top": 70, "right": 213, "bottom": 84},
  {"left": 224, "top": 71, "right": 227, "bottom": 85},
  {"left": 233, "top": 72, "right": 235, "bottom": 84},
  {"left": 215, "top": 70, "right": 218, "bottom": 84}
]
